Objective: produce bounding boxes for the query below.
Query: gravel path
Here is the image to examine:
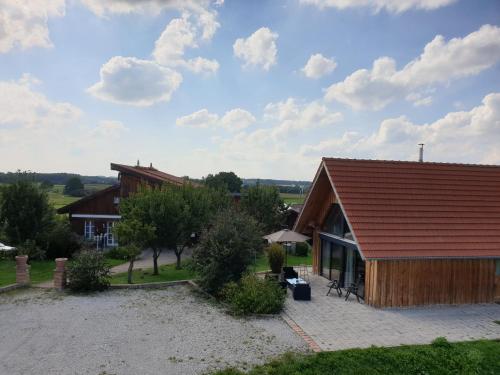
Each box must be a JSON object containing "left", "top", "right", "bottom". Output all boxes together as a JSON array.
[
  {"left": 110, "top": 248, "right": 192, "bottom": 274},
  {"left": 0, "top": 286, "right": 307, "bottom": 375}
]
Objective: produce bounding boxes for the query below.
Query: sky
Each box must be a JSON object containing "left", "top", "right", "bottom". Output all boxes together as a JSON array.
[{"left": 0, "top": 0, "right": 499, "bottom": 181}]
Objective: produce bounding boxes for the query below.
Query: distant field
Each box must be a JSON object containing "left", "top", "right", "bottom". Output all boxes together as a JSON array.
[
  {"left": 280, "top": 193, "right": 305, "bottom": 205},
  {"left": 49, "top": 184, "right": 110, "bottom": 210}
]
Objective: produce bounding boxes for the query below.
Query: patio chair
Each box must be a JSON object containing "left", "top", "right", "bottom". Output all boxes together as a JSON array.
[
  {"left": 326, "top": 269, "right": 342, "bottom": 297},
  {"left": 344, "top": 274, "right": 363, "bottom": 303}
]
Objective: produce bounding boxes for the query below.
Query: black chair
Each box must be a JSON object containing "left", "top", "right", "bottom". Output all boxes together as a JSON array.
[
  {"left": 326, "top": 270, "right": 342, "bottom": 297},
  {"left": 344, "top": 274, "right": 363, "bottom": 303},
  {"left": 282, "top": 266, "right": 298, "bottom": 279}
]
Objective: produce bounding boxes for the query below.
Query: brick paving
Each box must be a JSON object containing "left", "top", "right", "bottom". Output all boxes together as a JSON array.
[{"left": 284, "top": 274, "right": 500, "bottom": 351}]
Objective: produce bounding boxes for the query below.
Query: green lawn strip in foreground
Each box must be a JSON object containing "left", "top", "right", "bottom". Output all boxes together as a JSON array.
[
  {"left": 214, "top": 339, "right": 500, "bottom": 375},
  {"left": 0, "top": 258, "right": 127, "bottom": 287},
  {"left": 0, "top": 260, "right": 54, "bottom": 287},
  {"left": 252, "top": 253, "right": 312, "bottom": 273},
  {"left": 110, "top": 262, "right": 195, "bottom": 284}
]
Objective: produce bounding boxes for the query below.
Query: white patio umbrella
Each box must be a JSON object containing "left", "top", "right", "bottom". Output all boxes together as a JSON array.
[
  {"left": 263, "top": 229, "right": 310, "bottom": 244},
  {"left": 263, "top": 229, "right": 311, "bottom": 266}
]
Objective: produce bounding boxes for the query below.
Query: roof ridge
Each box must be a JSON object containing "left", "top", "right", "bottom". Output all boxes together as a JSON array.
[{"left": 322, "top": 157, "right": 500, "bottom": 168}]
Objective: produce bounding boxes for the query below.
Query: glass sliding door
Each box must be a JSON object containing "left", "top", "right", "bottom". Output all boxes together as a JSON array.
[{"left": 321, "top": 240, "right": 331, "bottom": 279}]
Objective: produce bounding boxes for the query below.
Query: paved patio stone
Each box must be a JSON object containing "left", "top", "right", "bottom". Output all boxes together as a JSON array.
[{"left": 284, "top": 273, "right": 500, "bottom": 351}]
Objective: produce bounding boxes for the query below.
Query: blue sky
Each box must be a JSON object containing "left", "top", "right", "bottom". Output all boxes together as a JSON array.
[{"left": 0, "top": 0, "right": 499, "bottom": 180}]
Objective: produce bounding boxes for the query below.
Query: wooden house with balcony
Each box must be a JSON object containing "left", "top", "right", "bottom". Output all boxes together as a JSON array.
[
  {"left": 58, "top": 162, "right": 187, "bottom": 247},
  {"left": 294, "top": 158, "right": 500, "bottom": 307}
]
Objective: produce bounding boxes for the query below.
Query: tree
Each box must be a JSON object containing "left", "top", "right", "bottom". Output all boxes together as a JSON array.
[
  {"left": 39, "top": 180, "right": 54, "bottom": 191},
  {"left": 0, "top": 180, "right": 54, "bottom": 245},
  {"left": 119, "top": 184, "right": 229, "bottom": 274},
  {"left": 240, "top": 184, "right": 286, "bottom": 232},
  {"left": 204, "top": 171, "right": 242, "bottom": 193},
  {"left": 114, "top": 217, "right": 155, "bottom": 284},
  {"left": 191, "top": 207, "right": 263, "bottom": 294},
  {"left": 64, "top": 176, "right": 84, "bottom": 196}
]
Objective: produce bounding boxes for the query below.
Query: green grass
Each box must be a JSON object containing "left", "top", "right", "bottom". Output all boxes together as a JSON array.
[
  {"left": 252, "top": 252, "right": 312, "bottom": 272},
  {"left": 110, "top": 262, "right": 195, "bottom": 284},
  {"left": 0, "top": 257, "right": 126, "bottom": 287},
  {"left": 48, "top": 184, "right": 110, "bottom": 210},
  {"left": 214, "top": 339, "right": 500, "bottom": 375},
  {"left": 280, "top": 193, "right": 305, "bottom": 205},
  {"left": 0, "top": 260, "right": 55, "bottom": 287}
]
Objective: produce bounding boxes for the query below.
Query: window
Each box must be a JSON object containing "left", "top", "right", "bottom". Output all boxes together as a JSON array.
[
  {"left": 113, "top": 197, "right": 120, "bottom": 204},
  {"left": 496, "top": 260, "right": 500, "bottom": 276},
  {"left": 106, "top": 221, "right": 117, "bottom": 246},
  {"left": 84, "top": 220, "right": 94, "bottom": 240}
]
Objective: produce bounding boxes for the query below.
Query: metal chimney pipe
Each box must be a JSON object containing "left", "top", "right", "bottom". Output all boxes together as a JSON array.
[{"left": 418, "top": 144, "right": 424, "bottom": 162}]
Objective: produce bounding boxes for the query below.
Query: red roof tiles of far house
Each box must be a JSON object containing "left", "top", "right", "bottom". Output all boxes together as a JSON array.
[
  {"left": 110, "top": 163, "right": 187, "bottom": 186},
  {"left": 322, "top": 158, "right": 500, "bottom": 259}
]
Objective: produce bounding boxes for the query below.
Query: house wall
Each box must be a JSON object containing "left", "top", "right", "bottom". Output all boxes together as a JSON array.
[{"left": 365, "top": 258, "right": 496, "bottom": 307}]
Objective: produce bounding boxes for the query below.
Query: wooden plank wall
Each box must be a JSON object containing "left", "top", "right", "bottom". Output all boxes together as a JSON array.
[
  {"left": 495, "top": 275, "right": 500, "bottom": 302},
  {"left": 365, "top": 259, "right": 496, "bottom": 307},
  {"left": 311, "top": 189, "right": 336, "bottom": 275}
]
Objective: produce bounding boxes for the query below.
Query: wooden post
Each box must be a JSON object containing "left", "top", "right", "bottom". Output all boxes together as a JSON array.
[
  {"left": 15, "top": 255, "right": 30, "bottom": 285},
  {"left": 53, "top": 258, "right": 68, "bottom": 290}
]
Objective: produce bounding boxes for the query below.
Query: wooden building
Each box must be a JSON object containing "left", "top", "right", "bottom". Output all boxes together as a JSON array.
[
  {"left": 294, "top": 158, "right": 500, "bottom": 307},
  {"left": 58, "top": 162, "right": 187, "bottom": 247}
]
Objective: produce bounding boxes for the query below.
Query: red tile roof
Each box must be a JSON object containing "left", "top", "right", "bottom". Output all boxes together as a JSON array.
[
  {"left": 110, "top": 163, "right": 187, "bottom": 186},
  {"left": 323, "top": 158, "right": 500, "bottom": 259}
]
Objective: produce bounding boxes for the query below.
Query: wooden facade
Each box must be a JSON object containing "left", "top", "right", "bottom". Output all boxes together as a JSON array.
[
  {"left": 365, "top": 259, "right": 497, "bottom": 307},
  {"left": 58, "top": 162, "right": 189, "bottom": 247}
]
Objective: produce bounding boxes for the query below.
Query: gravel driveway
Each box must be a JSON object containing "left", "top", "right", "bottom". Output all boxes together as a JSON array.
[{"left": 0, "top": 286, "right": 307, "bottom": 375}]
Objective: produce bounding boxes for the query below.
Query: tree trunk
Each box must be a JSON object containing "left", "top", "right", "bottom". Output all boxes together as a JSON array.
[
  {"left": 175, "top": 246, "right": 184, "bottom": 269},
  {"left": 152, "top": 248, "right": 161, "bottom": 275},
  {"left": 127, "top": 259, "right": 134, "bottom": 284}
]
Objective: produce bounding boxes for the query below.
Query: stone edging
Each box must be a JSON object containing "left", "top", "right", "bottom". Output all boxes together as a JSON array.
[
  {"left": 281, "top": 312, "right": 322, "bottom": 352},
  {"left": 0, "top": 283, "right": 26, "bottom": 294}
]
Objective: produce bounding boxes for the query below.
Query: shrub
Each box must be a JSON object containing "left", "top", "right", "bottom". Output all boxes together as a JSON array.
[
  {"left": 266, "top": 243, "right": 285, "bottom": 273},
  {"left": 295, "top": 242, "right": 309, "bottom": 257},
  {"left": 17, "top": 239, "right": 46, "bottom": 260},
  {"left": 191, "top": 207, "right": 263, "bottom": 294},
  {"left": 67, "top": 250, "right": 111, "bottom": 292},
  {"left": 222, "top": 273, "right": 285, "bottom": 316},
  {"left": 45, "top": 217, "right": 81, "bottom": 259},
  {"left": 105, "top": 246, "right": 130, "bottom": 260}
]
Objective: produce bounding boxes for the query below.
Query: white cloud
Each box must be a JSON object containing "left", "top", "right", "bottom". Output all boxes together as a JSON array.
[
  {"left": 325, "top": 25, "right": 500, "bottom": 110},
  {"left": 301, "top": 92, "right": 500, "bottom": 164},
  {"left": 177, "top": 98, "right": 343, "bottom": 179},
  {"left": 176, "top": 109, "right": 218, "bottom": 128},
  {"left": 0, "top": 0, "right": 65, "bottom": 53},
  {"left": 152, "top": 16, "right": 219, "bottom": 75},
  {"left": 302, "top": 53, "right": 337, "bottom": 79},
  {"left": 87, "top": 56, "right": 182, "bottom": 106},
  {"left": 176, "top": 108, "right": 255, "bottom": 132},
  {"left": 300, "top": 0, "right": 456, "bottom": 13},
  {"left": 0, "top": 74, "right": 81, "bottom": 129},
  {"left": 90, "top": 120, "right": 128, "bottom": 138},
  {"left": 0, "top": 75, "right": 138, "bottom": 175},
  {"left": 221, "top": 109, "right": 256, "bottom": 132},
  {"left": 233, "top": 27, "right": 278, "bottom": 71},
  {"left": 264, "top": 98, "right": 343, "bottom": 137},
  {"left": 81, "top": 0, "right": 220, "bottom": 41}
]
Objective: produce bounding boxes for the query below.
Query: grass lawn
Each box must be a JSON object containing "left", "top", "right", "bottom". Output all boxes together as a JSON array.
[
  {"left": 0, "top": 260, "right": 55, "bottom": 287},
  {"left": 48, "top": 184, "right": 110, "bottom": 210},
  {"left": 0, "top": 258, "right": 127, "bottom": 287},
  {"left": 110, "top": 262, "right": 195, "bottom": 284},
  {"left": 214, "top": 339, "right": 500, "bottom": 375},
  {"left": 280, "top": 193, "right": 305, "bottom": 205},
  {"left": 252, "top": 252, "right": 312, "bottom": 272}
]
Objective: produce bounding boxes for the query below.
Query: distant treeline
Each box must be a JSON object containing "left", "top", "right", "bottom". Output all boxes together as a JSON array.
[
  {"left": 0, "top": 172, "right": 117, "bottom": 185},
  {"left": 242, "top": 179, "right": 310, "bottom": 194}
]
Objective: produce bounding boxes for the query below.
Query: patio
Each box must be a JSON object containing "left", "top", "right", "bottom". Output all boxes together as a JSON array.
[{"left": 283, "top": 273, "right": 500, "bottom": 351}]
